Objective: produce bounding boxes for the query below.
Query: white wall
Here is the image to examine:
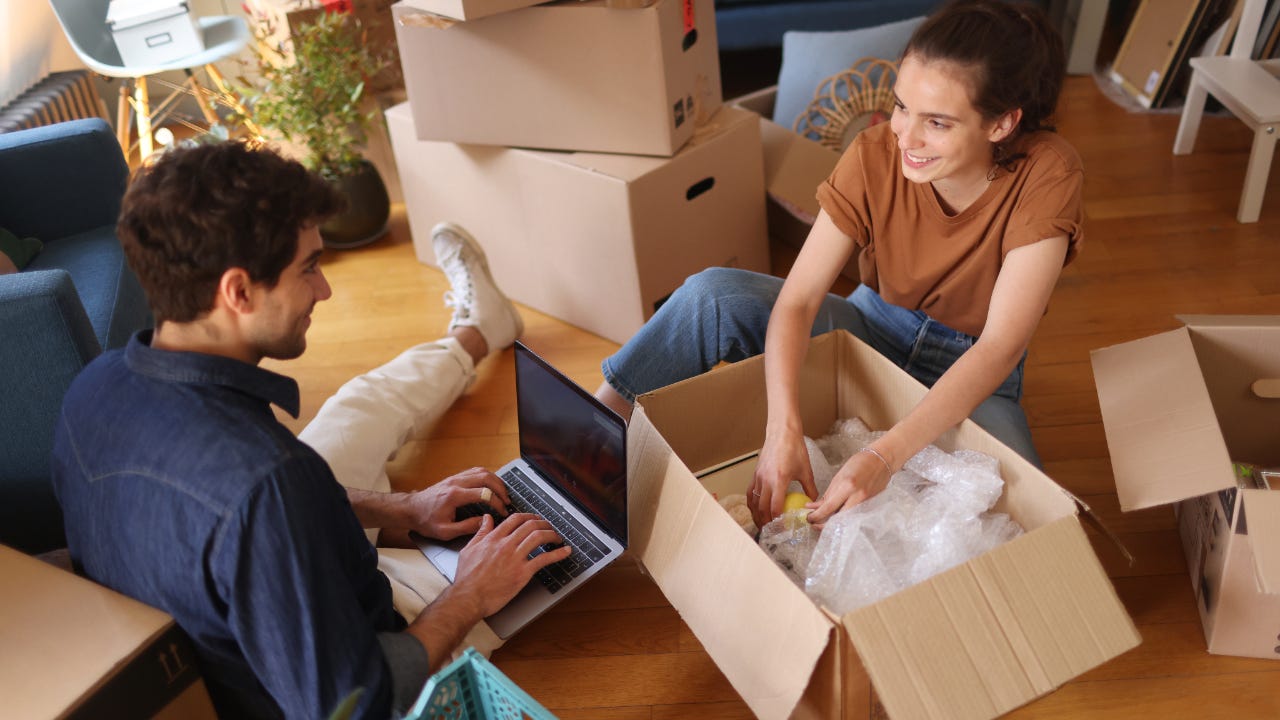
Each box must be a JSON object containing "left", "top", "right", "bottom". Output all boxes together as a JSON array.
[{"left": 1, "top": 1, "right": 79, "bottom": 107}]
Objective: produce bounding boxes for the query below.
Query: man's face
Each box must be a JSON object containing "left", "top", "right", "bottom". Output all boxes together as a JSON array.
[{"left": 248, "top": 225, "right": 331, "bottom": 361}]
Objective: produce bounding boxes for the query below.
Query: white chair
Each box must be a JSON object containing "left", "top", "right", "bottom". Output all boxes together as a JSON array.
[
  {"left": 1173, "top": 0, "right": 1280, "bottom": 223},
  {"left": 48, "top": 0, "right": 260, "bottom": 160}
]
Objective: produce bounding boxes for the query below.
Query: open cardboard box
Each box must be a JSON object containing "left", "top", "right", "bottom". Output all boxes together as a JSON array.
[
  {"left": 0, "top": 545, "right": 216, "bottom": 719},
  {"left": 1092, "top": 315, "right": 1280, "bottom": 660},
  {"left": 730, "top": 86, "right": 855, "bottom": 281},
  {"left": 627, "top": 330, "right": 1141, "bottom": 719}
]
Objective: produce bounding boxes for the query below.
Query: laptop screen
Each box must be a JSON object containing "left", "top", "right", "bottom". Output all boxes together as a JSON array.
[{"left": 515, "top": 343, "right": 627, "bottom": 544}]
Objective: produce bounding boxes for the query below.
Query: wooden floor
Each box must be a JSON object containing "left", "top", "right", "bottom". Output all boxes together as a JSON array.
[{"left": 265, "top": 75, "right": 1280, "bottom": 718}]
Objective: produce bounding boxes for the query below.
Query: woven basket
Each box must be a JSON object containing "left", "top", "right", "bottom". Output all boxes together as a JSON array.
[{"left": 793, "top": 57, "right": 898, "bottom": 152}]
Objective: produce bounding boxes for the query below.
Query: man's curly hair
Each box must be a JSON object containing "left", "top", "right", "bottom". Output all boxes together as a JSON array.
[{"left": 117, "top": 141, "right": 344, "bottom": 324}]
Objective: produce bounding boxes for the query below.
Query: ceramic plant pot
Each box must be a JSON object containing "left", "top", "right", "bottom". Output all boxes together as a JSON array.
[{"left": 321, "top": 159, "right": 390, "bottom": 249}]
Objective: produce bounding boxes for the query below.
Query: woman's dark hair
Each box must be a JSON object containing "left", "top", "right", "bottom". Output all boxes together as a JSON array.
[
  {"left": 117, "top": 141, "right": 344, "bottom": 324},
  {"left": 904, "top": 0, "right": 1066, "bottom": 171}
]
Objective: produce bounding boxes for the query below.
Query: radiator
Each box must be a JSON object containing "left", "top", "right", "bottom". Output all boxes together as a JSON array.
[{"left": 0, "top": 70, "right": 110, "bottom": 134}]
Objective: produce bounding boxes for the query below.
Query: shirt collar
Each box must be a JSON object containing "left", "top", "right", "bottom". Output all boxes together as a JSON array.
[{"left": 124, "top": 330, "right": 301, "bottom": 418}]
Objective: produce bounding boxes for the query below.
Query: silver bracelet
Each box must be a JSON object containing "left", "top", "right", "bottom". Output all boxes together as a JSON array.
[{"left": 859, "top": 446, "right": 893, "bottom": 474}]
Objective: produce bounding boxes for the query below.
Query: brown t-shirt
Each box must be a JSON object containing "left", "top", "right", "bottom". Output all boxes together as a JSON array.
[{"left": 816, "top": 122, "right": 1083, "bottom": 337}]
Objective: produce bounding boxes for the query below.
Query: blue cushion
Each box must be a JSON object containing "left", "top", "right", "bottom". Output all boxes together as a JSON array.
[
  {"left": 26, "top": 226, "right": 150, "bottom": 350},
  {"left": 773, "top": 15, "right": 926, "bottom": 131},
  {"left": 0, "top": 269, "right": 99, "bottom": 553},
  {"left": 714, "top": 0, "right": 941, "bottom": 51}
]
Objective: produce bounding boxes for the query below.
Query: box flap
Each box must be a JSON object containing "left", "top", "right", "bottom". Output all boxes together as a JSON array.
[
  {"left": 0, "top": 546, "right": 174, "bottom": 717},
  {"left": 1091, "top": 327, "right": 1233, "bottom": 511},
  {"left": 1244, "top": 490, "right": 1280, "bottom": 594},
  {"left": 842, "top": 518, "right": 1140, "bottom": 719},
  {"left": 1177, "top": 314, "right": 1280, "bottom": 329},
  {"left": 628, "top": 408, "right": 832, "bottom": 720},
  {"left": 1055, "top": 487, "right": 1136, "bottom": 566}
]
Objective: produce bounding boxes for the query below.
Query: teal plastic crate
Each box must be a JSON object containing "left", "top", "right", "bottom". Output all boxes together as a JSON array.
[{"left": 406, "top": 648, "right": 558, "bottom": 720}]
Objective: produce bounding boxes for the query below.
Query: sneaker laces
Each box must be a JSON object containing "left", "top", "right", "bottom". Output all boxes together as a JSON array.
[
  {"left": 439, "top": 247, "right": 476, "bottom": 322},
  {"left": 442, "top": 288, "right": 472, "bottom": 322}
]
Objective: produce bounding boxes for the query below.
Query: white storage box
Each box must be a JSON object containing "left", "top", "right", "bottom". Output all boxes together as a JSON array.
[{"left": 107, "top": 0, "right": 204, "bottom": 67}]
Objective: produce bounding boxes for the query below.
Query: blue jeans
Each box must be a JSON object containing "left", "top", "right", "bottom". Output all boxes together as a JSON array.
[{"left": 602, "top": 268, "right": 1041, "bottom": 466}]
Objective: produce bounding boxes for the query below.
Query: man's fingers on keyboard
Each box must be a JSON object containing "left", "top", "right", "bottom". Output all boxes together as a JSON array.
[
  {"left": 490, "top": 512, "right": 540, "bottom": 537},
  {"left": 529, "top": 543, "right": 573, "bottom": 569},
  {"left": 517, "top": 528, "right": 565, "bottom": 556}
]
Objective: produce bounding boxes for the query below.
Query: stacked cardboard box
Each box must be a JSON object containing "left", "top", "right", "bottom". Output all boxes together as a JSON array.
[{"left": 387, "top": 0, "right": 770, "bottom": 344}]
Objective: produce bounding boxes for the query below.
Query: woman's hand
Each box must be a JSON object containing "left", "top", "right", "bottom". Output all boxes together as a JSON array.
[
  {"left": 749, "top": 427, "right": 818, "bottom": 528},
  {"left": 806, "top": 448, "right": 894, "bottom": 525}
]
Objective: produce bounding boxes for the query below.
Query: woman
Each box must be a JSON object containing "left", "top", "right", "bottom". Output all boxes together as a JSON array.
[{"left": 594, "top": 0, "right": 1081, "bottom": 530}]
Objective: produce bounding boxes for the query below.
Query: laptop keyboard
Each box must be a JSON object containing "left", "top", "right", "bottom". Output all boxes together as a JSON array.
[{"left": 501, "top": 466, "right": 610, "bottom": 594}]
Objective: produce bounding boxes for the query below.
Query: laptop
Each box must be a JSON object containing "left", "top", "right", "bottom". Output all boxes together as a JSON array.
[{"left": 412, "top": 341, "right": 628, "bottom": 639}]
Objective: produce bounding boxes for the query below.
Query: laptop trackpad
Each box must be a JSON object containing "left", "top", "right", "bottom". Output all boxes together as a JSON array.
[{"left": 414, "top": 533, "right": 467, "bottom": 582}]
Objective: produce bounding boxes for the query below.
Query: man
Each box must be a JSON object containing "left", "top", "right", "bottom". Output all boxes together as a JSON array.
[{"left": 51, "top": 141, "right": 570, "bottom": 719}]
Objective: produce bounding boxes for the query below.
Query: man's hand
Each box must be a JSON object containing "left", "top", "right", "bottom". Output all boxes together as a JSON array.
[
  {"left": 453, "top": 513, "right": 572, "bottom": 618},
  {"left": 404, "top": 467, "right": 511, "bottom": 541},
  {"left": 404, "top": 512, "right": 571, "bottom": 672}
]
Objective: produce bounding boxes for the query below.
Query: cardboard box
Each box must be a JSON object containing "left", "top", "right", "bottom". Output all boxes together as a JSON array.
[
  {"left": 387, "top": 101, "right": 770, "bottom": 344},
  {"left": 107, "top": 0, "right": 204, "bottom": 68},
  {"left": 627, "top": 330, "right": 1140, "bottom": 719},
  {"left": 1092, "top": 315, "right": 1280, "bottom": 660},
  {"left": 0, "top": 545, "right": 216, "bottom": 719},
  {"left": 392, "top": 0, "right": 723, "bottom": 156},
  {"left": 394, "top": 0, "right": 548, "bottom": 20},
  {"left": 730, "top": 86, "right": 857, "bottom": 281}
]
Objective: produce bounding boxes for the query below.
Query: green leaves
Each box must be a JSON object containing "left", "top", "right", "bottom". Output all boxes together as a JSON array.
[{"left": 250, "top": 10, "right": 389, "bottom": 181}]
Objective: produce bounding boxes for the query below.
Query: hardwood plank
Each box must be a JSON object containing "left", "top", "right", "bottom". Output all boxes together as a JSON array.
[
  {"left": 1005, "top": 671, "right": 1280, "bottom": 719},
  {"left": 1111, "top": 573, "right": 1199, "bottom": 626},
  {"left": 491, "top": 652, "right": 743, "bottom": 710}
]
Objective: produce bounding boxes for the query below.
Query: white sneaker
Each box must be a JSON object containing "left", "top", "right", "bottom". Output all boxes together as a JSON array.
[{"left": 431, "top": 222, "right": 523, "bottom": 353}]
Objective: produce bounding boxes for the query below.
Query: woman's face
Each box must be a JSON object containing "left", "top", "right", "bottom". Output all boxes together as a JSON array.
[{"left": 889, "top": 55, "right": 1013, "bottom": 194}]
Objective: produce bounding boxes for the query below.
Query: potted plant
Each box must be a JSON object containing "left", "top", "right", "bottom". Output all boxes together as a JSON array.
[{"left": 249, "top": 7, "right": 391, "bottom": 249}]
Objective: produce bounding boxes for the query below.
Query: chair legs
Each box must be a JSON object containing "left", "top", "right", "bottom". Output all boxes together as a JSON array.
[
  {"left": 132, "top": 76, "right": 154, "bottom": 160},
  {"left": 114, "top": 64, "right": 261, "bottom": 163},
  {"left": 1173, "top": 68, "right": 1277, "bottom": 223},
  {"left": 186, "top": 71, "right": 222, "bottom": 127},
  {"left": 203, "top": 63, "right": 261, "bottom": 138},
  {"left": 1173, "top": 73, "right": 1208, "bottom": 156},
  {"left": 1241, "top": 126, "right": 1278, "bottom": 223}
]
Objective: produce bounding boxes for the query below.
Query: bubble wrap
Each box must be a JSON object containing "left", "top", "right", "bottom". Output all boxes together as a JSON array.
[{"left": 758, "top": 418, "right": 1025, "bottom": 614}]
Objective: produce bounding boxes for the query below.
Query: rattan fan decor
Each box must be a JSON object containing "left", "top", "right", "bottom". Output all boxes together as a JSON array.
[{"left": 793, "top": 57, "right": 899, "bottom": 152}]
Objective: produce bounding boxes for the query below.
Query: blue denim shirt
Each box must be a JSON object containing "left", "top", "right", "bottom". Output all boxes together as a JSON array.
[{"left": 52, "top": 331, "right": 428, "bottom": 719}]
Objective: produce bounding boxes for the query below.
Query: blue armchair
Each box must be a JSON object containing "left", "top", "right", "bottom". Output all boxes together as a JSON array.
[{"left": 0, "top": 118, "right": 152, "bottom": 554}]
